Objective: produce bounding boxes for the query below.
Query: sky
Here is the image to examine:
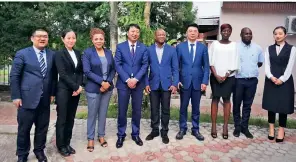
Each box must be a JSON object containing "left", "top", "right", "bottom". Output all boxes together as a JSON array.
[{"left": 193, "top": 1, "right": 222, "bottom": 18}]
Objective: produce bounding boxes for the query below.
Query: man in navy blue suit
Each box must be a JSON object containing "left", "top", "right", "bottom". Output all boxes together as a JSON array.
[
  {"left": 114, "top": 24, "right": 148, "bottom": 148},
  {"left": 176, "top": 23, "right": 210, "bottom": 141},
  {"left": 144, "top": 29, "right": 179, "bottom": 144},
  {"left": 10, "top": 29, "right": 57, "bottom": 162}
]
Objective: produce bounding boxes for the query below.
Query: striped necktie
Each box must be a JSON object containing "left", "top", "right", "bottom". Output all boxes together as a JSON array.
[{"left": 39, "top": 50, "right": 47, "bottom": 77}]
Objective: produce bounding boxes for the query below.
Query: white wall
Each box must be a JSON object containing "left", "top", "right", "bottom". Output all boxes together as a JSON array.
[{"left": 220, "top": 10, "right": 296, "bottom": 104}]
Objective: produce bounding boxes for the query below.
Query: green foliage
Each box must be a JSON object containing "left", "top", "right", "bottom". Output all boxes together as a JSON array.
[
  {"left": 0, "top": 2, "right": 110, "bottom": 65},
  {"left": 118, "top": 2, "right": 154, "bottom": 46},
  {"left": 150, "top": 2, "right": 196, "bottom": 40}
]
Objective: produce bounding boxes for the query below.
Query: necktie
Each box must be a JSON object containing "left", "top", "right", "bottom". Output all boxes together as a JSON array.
[
  {"left": 39, "top": 50, "right": 47, "bottom": 77},
  {"left": 131, "top": 44, "right": 135, "bottom": 57},
  {"left": 190, "top": 44, "right": 195, "bottom": 62}
]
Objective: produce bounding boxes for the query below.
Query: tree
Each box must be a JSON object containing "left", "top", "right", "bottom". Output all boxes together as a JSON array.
[
  {"left": 150, "top": 2, "right": 196, "bottom": 40},
  {"left": 144, "top": 2, "right": 151, "bottom": 27}
]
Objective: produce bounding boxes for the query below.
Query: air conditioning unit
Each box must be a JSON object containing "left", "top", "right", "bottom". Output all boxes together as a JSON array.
[{"left": 285, "top": 16, "right": 296, "bottom": 35}]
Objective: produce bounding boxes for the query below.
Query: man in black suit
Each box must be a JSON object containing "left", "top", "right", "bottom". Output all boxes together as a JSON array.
[{"left": 10, "top": 29, "right": 57, "bottom": 162}]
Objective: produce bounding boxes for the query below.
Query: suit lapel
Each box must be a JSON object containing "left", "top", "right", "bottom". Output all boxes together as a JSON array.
[
  {"left": 29, "top": 47, "right": 43, "bottom": 77},
  {"left": 64, "top": 48, "right": 76, "bottom": 69},
  {"left": 160, "top": 44, "right": 168, "bottom": 65},
  {"left": 105, "top": 49, "right": 112, "bottom": 75},
  {"left": 184, "top": 41, "right": 191, "bottom": 64},
  {"left": 133, "top": 42, "right": 141, "bottom": 63},
  {"left": 193, "top": 42, "right": 201, "bottom": 64},
  {"left": 151, "top": 44, "right": 160, "bottom": 65},
  {"left": 124, "top": 41, "right": 134, "bottom": 63},
  {"left": 45, "top": 48, "right": 51, "bottom": 77},
  {"left": 92, "top": 47, "right": 102, "bottom": 69}
]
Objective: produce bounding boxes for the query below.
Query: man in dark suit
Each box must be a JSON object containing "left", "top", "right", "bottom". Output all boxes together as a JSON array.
[
  {"left": 10, "top": 29, "right": 57, "bottom": 162},
  {"left": 176, "top": 23, "right": 210, "bottom": 141},
  {"left": 145, "top": 29, "right": 179, "bottom": 144},
  {"left": 114, "top": 24, "right": 148, "bottom": 148}
]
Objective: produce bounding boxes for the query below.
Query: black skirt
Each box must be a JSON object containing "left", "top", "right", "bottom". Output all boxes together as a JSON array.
[
  {"left": 262, "top": 76, "right": 295, "bottom": 114},
  {"left": 210, "top": 74, "right": 235, "bottom": 99}
]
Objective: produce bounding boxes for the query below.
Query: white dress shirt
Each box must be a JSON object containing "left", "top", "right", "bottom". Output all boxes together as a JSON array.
[{"left": 128, "top": 41, "right": 137, "bottom": 53}]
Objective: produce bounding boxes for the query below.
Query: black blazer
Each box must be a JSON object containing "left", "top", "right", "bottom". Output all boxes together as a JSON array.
[{"left": 54, "top": 48, "right": 83, "bottom": 91}]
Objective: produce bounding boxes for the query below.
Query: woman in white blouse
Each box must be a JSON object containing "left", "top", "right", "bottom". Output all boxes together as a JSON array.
[
  {"left": 262, "top": 26, "right": 296, "bottom": 143},
  {"left": 209, "top": 24, "right": 240, "bottom": 139}
]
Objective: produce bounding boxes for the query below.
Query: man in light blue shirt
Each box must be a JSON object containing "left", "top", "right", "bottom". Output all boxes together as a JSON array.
[{"left": 233, "top": 27, "right": 264, "bottom": 139}]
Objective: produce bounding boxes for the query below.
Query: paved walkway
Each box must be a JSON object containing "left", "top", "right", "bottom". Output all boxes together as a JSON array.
[{"left": 1, "top": 101, "right": 296, "bottom": 162}]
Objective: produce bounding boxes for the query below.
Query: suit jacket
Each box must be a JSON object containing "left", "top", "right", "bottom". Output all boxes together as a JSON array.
[
  {"left": 10, "top": 46, "right": 57, "bottom": 109},
  {"left": 114, "top": 41, "right": 148, "bottom": 90},
  {"left": 176, "top": 41, "right": 210, "bottom": 90},
  {"left": 145, "top": 43, "right": 179, "bottom": 91},
  {"left": 54, "top": 48, "right": 83, "bottom": 91},
  {"left": 82, "top": 47, "right": 115, "bottom": 93}
]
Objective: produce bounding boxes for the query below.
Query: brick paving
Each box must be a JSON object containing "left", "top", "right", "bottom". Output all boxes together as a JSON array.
[{"left": 1, "top": 101, "right": 296, "bottom": 162}]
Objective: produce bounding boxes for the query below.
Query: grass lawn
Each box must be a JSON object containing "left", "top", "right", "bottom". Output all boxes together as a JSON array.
[{"left": 76, "top": 103, "right": 296, "bottom": 129}]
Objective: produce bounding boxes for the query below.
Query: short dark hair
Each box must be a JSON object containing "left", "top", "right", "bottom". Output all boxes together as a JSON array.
[
  {"left": 61, "top": 29, "right": 76, "bottom": 38},
  {"left": 220, "top": 23, "right": 232, "bottom": 32},
  {"left": 273, "top": 26, "right": 287, "bottom": 35},
  {"left": 187, "top": 23, "right": 199, "bottom": 30},
  {"left": 127, "top": 24, "right": 141, "bottom": 32},
  {"left": 32, "top": 29, "right": 48, "bottom": 36}
]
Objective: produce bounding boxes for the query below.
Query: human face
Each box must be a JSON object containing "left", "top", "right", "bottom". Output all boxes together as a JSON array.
[
  {"left": 221, "top": 27, "right": 232, "bottom": 40},
  {"left": 273, "top": 28, "right": 287, "bottom": 43},
  {"left": 186, "top": 27, "right": 199, "bottom": 42},
  {"left": 31, "top": 31, "right": 48, "bottom": 50},
  {"left": 127, "top": 26, "right": 140, "bottom": 43},
  {"left": 62, "top": 31, "right": 76, "bottom": 50},
  {"left": 241, "top": 28, "right": 252, "bottom": 45},
  {"left": 92, "top": 34, "right": 105, "bottom": 49},
  {"left": 155, "top": 30, "right": 166, "bottom": 44}
]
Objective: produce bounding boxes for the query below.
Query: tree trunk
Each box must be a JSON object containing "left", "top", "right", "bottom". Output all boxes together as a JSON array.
[
  {"left": 144, "top": 2, "right": 151, "bottom": 27},
  {"left": 109, "top": 2, "right": 118, "bottom": 103},
  {"left": 109, "top": 1, "right": 118, "bottom": 54}
]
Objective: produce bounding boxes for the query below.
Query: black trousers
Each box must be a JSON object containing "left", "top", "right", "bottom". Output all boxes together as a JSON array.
[
  {"left": 56, "top": 89, "right": 80, "bottom": 149},
  {"left": 149, "top": 86, "right": 171, "bottom": 136},
  {"left": 233, "top": 78, "right": 258, "bottom": 130},
  {"left": 17, "top": 97, "right": 50, "bottom": 157},
  {"left": 268, "top": 111, "right": 288, "bottom": 127}
]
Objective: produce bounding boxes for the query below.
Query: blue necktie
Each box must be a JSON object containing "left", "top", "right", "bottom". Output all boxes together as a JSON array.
[
  {"left": 39, "top": 50, "right": 47, "bottom": 77},
  {"left": 131, "top": 44, "right": 135, "bottom": 57},
  {"left": 190, "top": 44, "right": 195, "bottom": 63}
]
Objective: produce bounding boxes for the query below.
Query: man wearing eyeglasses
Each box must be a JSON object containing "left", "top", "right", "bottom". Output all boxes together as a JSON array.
[{"left": 10, "top": 29, "right": 57, "bottom": 162}]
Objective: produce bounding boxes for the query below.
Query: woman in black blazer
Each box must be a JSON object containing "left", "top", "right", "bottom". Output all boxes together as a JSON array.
[{"left": 54, "top": 29, "right": 83, "bottom": 157}]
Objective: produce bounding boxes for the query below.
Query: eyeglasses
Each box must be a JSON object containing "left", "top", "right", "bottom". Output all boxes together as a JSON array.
[{"left": 33, "top": 35, "right": 49, "bottom": 39}]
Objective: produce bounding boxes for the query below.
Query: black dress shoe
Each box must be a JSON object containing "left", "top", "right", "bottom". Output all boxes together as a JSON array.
[
  {"left": 233, "top": 127, "right": 241, "bottom": 137},
  {"left": 116, "top": 137, "right": 125, "bottom": 148},
  {"left": 276, "top": 132, "right": 285, "bottom": 143},
  {"left": 176, "top": 131, "right": 186, "bottom": 140},
  {"left": 162, "top": 136, "right": 169, "bottom": 144},
  {"left": 132, "top": 136, "right": 143, "bottom": 146},
  {"left": 17, "top": 156, "right": 28, "bottom": 162},
  {"left": 145, "top": 132, "right": 159, "bottom": 141},
  {"left": 35, "top": 151, "right": 48, "bottom": 162},
  {"left": 241, "top": 128, "right": 253, "bottom": 139},
  {"left": 58, "top": 147, "right": 70, "bottom": 157},
  {"left": 268, "top": 129, "right": 275, "bottom": 140},
  {"left": 192, "top": 131, "right": 205, "bottom": 141},
  {"left": 66, "top": 145, "right": 76, "bottom": 154}
]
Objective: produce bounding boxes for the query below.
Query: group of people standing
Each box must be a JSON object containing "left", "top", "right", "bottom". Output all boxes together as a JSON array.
[{"left": 10, "top": 23, "right": 295, "bottom": 162}]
